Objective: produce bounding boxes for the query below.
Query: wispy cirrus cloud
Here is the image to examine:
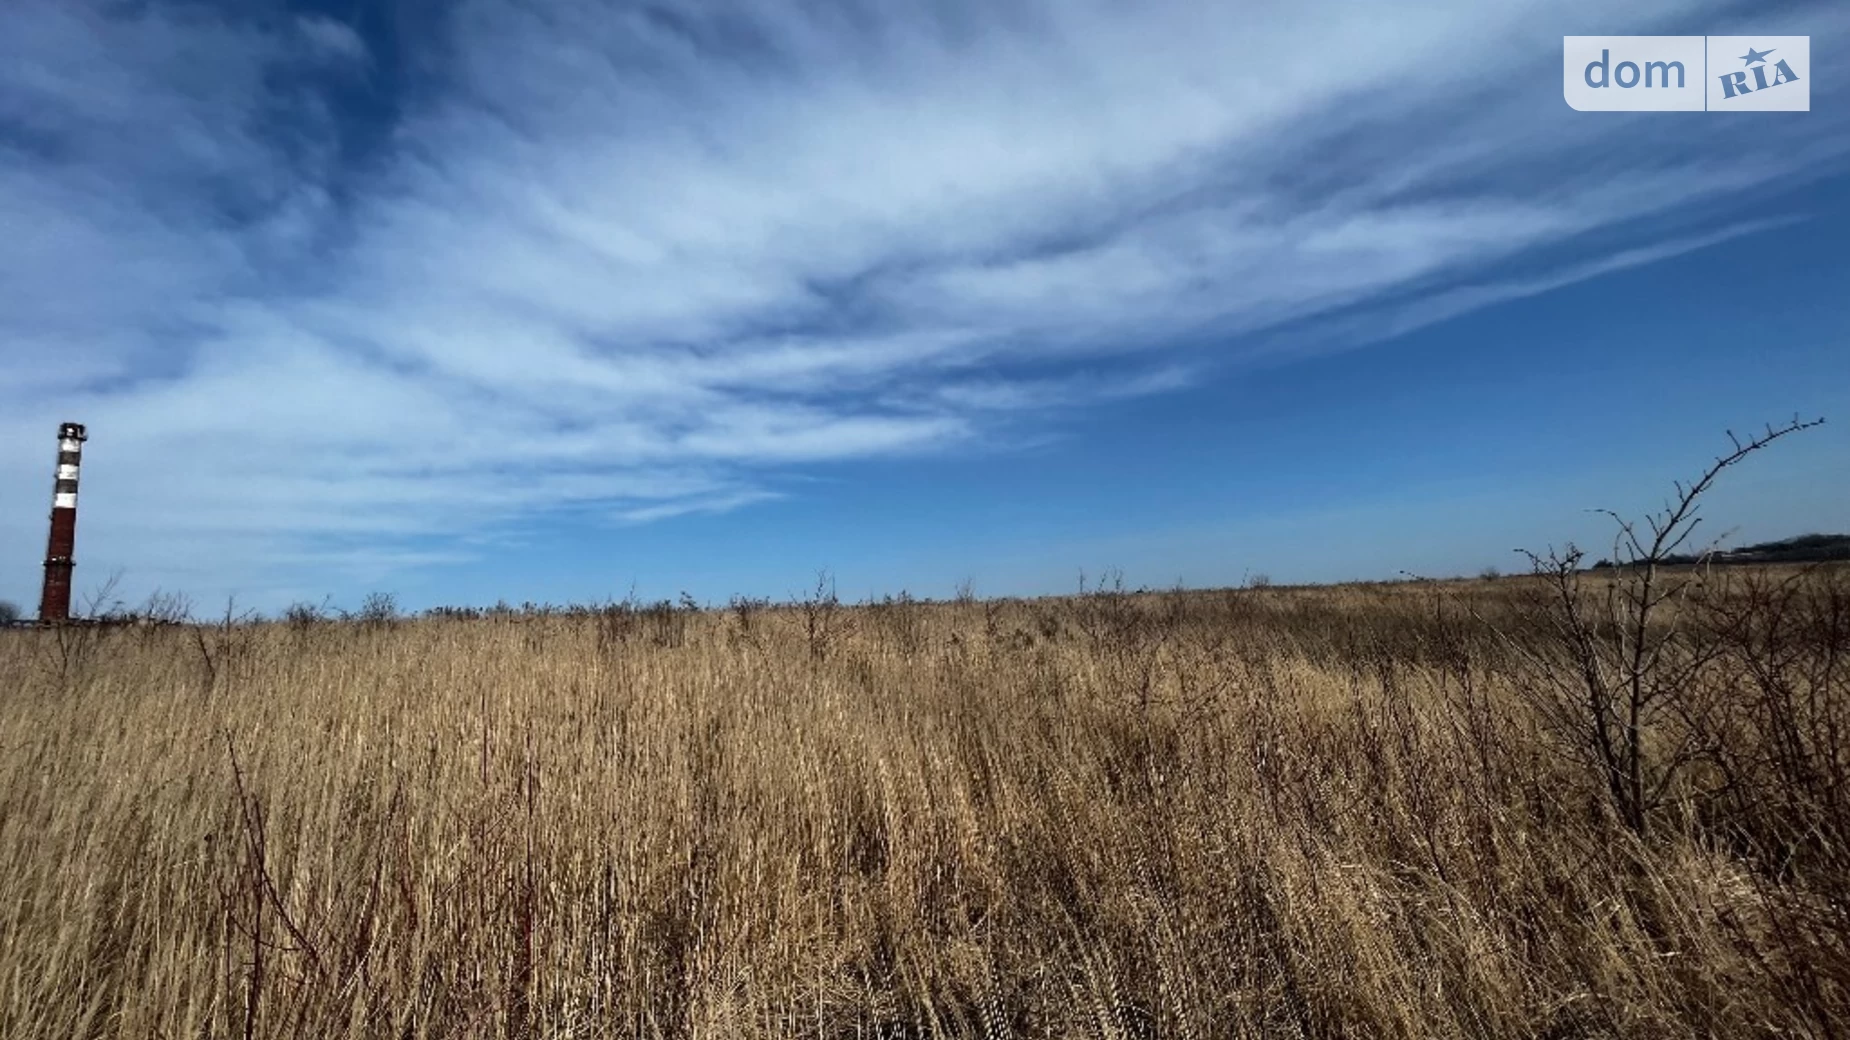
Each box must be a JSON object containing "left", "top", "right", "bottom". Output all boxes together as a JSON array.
[{"left": 0, "top": 0, "right": 1844, "bottom": 607}]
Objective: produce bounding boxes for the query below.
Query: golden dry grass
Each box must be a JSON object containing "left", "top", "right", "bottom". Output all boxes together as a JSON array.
[{"left": 1, "top": 574, "right": 1845, "bottom": 1038}]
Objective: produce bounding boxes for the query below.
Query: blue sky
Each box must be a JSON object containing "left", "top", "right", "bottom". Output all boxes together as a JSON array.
[{"left": 1, "top": 0, "right": 1845, "bottom": 615}]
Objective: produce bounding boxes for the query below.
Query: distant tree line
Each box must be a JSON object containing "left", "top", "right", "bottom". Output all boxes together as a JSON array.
[{"left": 1588, "top": 532, "right": 1850, "bottom": 570}]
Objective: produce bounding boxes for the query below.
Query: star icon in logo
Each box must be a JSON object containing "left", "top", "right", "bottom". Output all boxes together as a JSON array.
[{"left": 1740, "top": 46, "right": 1776, "bottom": 66}]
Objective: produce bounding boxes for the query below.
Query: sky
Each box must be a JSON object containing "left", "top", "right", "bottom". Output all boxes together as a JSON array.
[{"left": 1, "top": 0, "right": 1846, "bottom": 616}]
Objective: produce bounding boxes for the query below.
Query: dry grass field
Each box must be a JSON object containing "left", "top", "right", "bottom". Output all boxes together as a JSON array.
[{"left": 1, "top": 565, "right": 1847, "bottom": 1039}]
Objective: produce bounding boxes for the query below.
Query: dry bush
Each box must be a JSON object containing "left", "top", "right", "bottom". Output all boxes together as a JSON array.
[
  {"left": 1, "top": 567, "right": 1847, "bottom": 1039},
  {"left": 1509, "top": 418, "right": 1825, "bottom": 837}
]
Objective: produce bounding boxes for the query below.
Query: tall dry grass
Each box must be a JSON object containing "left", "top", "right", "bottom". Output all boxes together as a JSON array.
[{"left": 1, "top": 571, "right": 1846, "bottom": 1038}]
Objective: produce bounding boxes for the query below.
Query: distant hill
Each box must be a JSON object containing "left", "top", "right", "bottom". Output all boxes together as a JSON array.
[{"left": 1590, "top": 533, "right": 1850, "bottom": 569}]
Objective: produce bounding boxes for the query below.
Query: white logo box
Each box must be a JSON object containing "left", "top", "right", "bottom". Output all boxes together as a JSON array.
[{"left": 1565, "top": 36, "right": 1809, "bottom": 112}]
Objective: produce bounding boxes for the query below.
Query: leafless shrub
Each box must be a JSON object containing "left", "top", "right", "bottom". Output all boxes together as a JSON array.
[
  {"left": 357, "top": 591, "right": 399, "bottom": 629},
  {"left": 728, "top": 595, "right": 770, "bottom": 648},
  {"left": 798, "top": 570, "right": 851, "bottom": 661},
  {"left": 114, "top": 590, "right": 194, "bottom": 648},
  {"left": 642, "top": 595, "right": 696, "bottom": 649},
  {"left": 81, "top": 568, "right": 130, "bottom": 620},
  {"left": 1511, "top": 416, "right": 1824, "bottom": 836},
  {"left": 37, "top": 571, "right": 129, "bottom": 688},
  {"left": 594, "top": 591, "right": 641, "bottom": 656},
  {"left": 44, "top": 619, "right": 109, "bottom": 690},
  {"left": 192, "top": 596, "right": 261, "bottom": 697},
  {"left": 1686, "top": 564, "right": 1850, "bottom": 870},
  {"left": 133, "top": 589, "right": 193, "bottom": 625},
  {"left": 282, "top": 599, "right": 332, "bottom": 637},
  {"left": 954, "top": 578, "right": 977, "bottom": 606}
]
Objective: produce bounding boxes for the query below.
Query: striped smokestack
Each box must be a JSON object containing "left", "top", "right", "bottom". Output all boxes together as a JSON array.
[{"left": 38, "top": 422, "right": 87, "bottom": 623}]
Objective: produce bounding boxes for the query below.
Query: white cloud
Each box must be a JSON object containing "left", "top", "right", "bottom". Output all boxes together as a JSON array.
[
  {"left": 615, "top": 490, "right": 785, "bottom": 525},
  {"left": 297, "top": 16, "right": 368, "bottom": 65},
  {"left": 0, "top": 0, "right": 1845, "bottom": 608}
]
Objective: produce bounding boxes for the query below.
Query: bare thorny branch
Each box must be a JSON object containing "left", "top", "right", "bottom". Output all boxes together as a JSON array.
[{"left": 1511, "top": 416, "right": 1825, "bottom": 835}]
